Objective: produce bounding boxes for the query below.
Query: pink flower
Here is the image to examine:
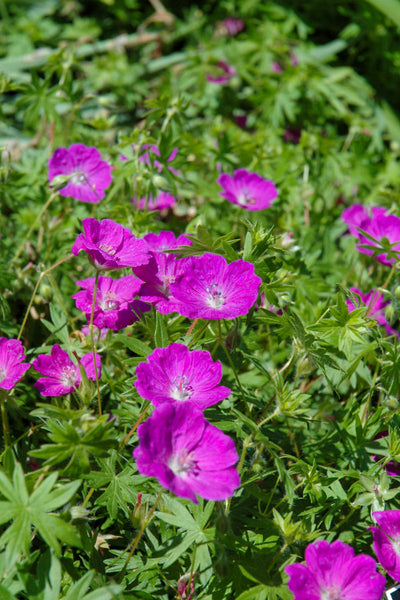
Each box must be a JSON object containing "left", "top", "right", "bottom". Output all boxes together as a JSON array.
[
  {"left": 371, "top": 510, "right": 400, "bottom": 580},
  {"left": 73, "top": 274, "right": 150, "bottom": 331},
  {"left": 48, "top": 143, "right": 112, "bottom": 204},
  {"left": 347, "top": 287, "right": 399, "bottom": 337},
  {"left": 133, "top": 402, "right": 240, "bottom": 503},
  {"left": 206, "top": 61, "right": 236, "bottom": 84},
  {"left": 0, "top": 338, "right": 30, "bottom": 391},
  {"left": 135, "top": 343, "right": 231, "bottom": 409},
  {"left": 169, "top": 253, "right": 262, "bottom": 320},
  {"left": 285, "top": 540, "right": 385, "bottom": 600},
  {"left": 32, "top": 344, "right": 101, "bottom": 397},
  {"left": 217, "top": 169, "right": 278, "bottom": 211},
  {"left": 342, "top": 204, "right": 387, "bottom": 238},
  {"left": 133, "top": 192, "right": 176, "bottom": 212},
  {"left": 272, "top": 62, "right": 283, "bottom": 73},
  {"left": 221, "top": 17, "right": 245, "bottom": 36},
  {"left": 357, "top": 213, "right": 400, "bottom": 266},
  {"left": 71, "top": 218, "right": 150, "bottom": 271}
]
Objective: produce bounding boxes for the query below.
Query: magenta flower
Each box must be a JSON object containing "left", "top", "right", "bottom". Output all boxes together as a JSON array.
[
  {"left": 73, "top": 274, "right": 150, "bottom": 331},
  {"left": 48, "top": 143, "right": 112, "bottom": 204},
  {"left": 0, "top": 338, "right": 30, "bottom": 391},
  {"left": 217, "top": 169, "right": 278, "bottom": 211},
  {"left": 347, "top": 287, "right": 398, "bottom": 337},
  {"left": 71, "top": 218, "right": 150, "bottom": 271},
  {"left": 372, "top": 510, "right": 400, "bottom": 580},
  {"left": 342, "top": 204, "right": 387, "bottom": 238},
  {"left": 285, "top": 540, "right": 385, "bottom": 600},
  {"left": 169, "top": 253, "right": 262, "bottom": 320},
  {"left": 133, "top": 192, "right": 176, "bottom": 212},
  {"left": 135, "top": 343, "right": 231, "bottom": 409},
  {"left": 222, "top": 17, "right": 245, "bottom": 36},
  {"left": 206, "top": 60, "right": 236, "bottom": 84},
  {"left": 133, "top": 402, "right": 240, "bottom": 503},
  {"left": 132, "top": 231, "right": 192, "bottom": 314},
  {"left": 272, "top": 62, "right": 283, "bottom": 73},
  {"left": 32, "top": 344, "right": 101, "bottom": 397},
  {"left": 357, "top": 213, "right": 400, "bottom": 266}
]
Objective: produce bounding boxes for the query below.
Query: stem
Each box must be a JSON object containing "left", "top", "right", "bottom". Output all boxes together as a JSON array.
[
  {"left": 17, "top": 254, "right": 73, "bottom": 341},
  {"left": 118, "top": 490, "right": 162, "bottom": 583},
  {"left": 382, "top": 264, "right": 397, "bottom": 289},
  {"left": 82, "top": 486, "right": 95, "bottom": 509},
  {"left": 13, "top": 192, "right": 58, "bottom": 263},
  {"left": 0, "top": 396, "right": 10, "bottom": 448},
  {"left": 118, "top": 404, "right": 150, "bottom": 451},
  {"left": 187, "top": 321, "right": 210, "bottom": 349},
  {"left": 89, "top": 271, "right": 102, "bottom": 416}
]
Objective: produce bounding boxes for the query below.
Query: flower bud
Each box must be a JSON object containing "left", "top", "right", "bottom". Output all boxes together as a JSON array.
[{"left": 385, "top": 304, "right": 395, "bottom": 323}]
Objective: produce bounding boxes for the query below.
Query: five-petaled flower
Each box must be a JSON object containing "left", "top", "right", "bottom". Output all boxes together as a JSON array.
[
  {"left": 169, "top": 252, "right": 262, "bottom": 320},
  {"left": 73, "top": 274, "right": 150, "bottom": 331},
  {"left": 134, "top": 401, "right": 240, "bottom": 503},
  {"left": 135, "top": 343, "right": 231, "bottom": 409},
  {"left": 285, "top": 539, "right": 385, "bottom": 600},
  {"left": 217, "top": 169, "right": 278, "bottom": 211},
  {"left": 371, "top": 510, "right": 400, "bottom": 581},
  {"left": 0, "top": 338, "right": 30, "bottom": 391},
  {"left": 71, "top": 218, "right": 150, "bottom": 271},
  {"left": 48, "top": 143, "right": 112, "bottom": 204},
  {"left": 32, "top": 344, "right": 101, "bottom": 397}
]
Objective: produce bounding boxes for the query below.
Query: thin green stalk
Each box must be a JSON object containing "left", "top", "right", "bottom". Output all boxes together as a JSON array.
[
  {"left": 187, "top": 321, "right": 210, "bottom": 349},
  {"left": 118, "top": 490, "right": 162, "bottom": 583},
  {"left": 89, "top": 271, "right": 102, "bottom": 415},
  {"left": 118, "top": 404, "right": 150, "bottom": 451},
  {"left": 0, "top": 396, "right": 10, "bottom": 448},
  {"left": 382, "top": 264, "right": 397, "bottom": 289},
  {"left": 13, "top": 192, "right": 58, "bottom": 263},
  {"left": 17, "top": 254, "right": 73, "bottom": 341}
]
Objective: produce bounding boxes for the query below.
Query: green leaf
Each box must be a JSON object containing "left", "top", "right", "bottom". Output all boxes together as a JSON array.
[
  {"left": 154, "top": 311, "right": 168, "bottom": 347},
  {"left": 113, "top": 334, "right": 152, "bottom": 356},
  {"left": 364, "top": 0, "right": 400, "bottom": 28}
]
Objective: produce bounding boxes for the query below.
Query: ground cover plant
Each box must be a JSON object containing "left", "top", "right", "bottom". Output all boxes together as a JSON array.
[{"left": 3, "top": 0, "right": 400, "bottom": 598}]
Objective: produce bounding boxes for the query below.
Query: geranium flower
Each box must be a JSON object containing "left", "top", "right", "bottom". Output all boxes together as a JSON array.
[
  {"left": 48, "top": 143, "right": 112, "bottom": 204},
  {"left": 347, "top": 287, "right": 399, "bottom": 337},
  {"left": 285, "top": 539, "right": 385, "bottom": 600},
  {"left": 371, "top": 510, "right": 400, "bottom": 580},
  {"left": 0, "top": 338, "right": 30, "bottom": 391},
  {"left": 217, "top": 169, "right": 278, "bottom": 211},
  {"left": 133, "top": 192, "right": 176, "bottom": 212},
  {"left": 356, "top": 213, "right": 400, "bottom": 266},
  {"left": 135, "top": 343, "right": 231, "bottom": 409},
  {"left": 133, "top": 402, "right": 240, "bottom": 503},
  {"left": 132, "top": 231, "right": 192, "bottom": 314},
  {"left": 342, "top": 204, "right": 387, "bottom": 238},
  {"left": 73, "top": 274, "right": 150, "bottom": 331},
  {"left": 71, "top": 218, "right": 150, "bottom": 271},
  {"left": 206, "top": 60, "right": 236, "bottom": 84},
  {"left": 32, "top": 344, "right": 101, "bottom": 397},
  {"left": 169, "top": 253, "right": 262, "bottom": 320},
  {"left": 221, "top": 17, "right": 244, "bottom": 36}
]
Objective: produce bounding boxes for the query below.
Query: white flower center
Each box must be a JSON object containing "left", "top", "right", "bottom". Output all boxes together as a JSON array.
[
  {"left": 238, "top": 188, "right": 255, "bottom": 205},
  {"left": 99, "top": 291, "right": 119, "bottom": 311},
  {"left": 168, "top": 450, "right": 197, "bottom": 477},
  {"left": 99, "top": 243, "right": 116, "bottom": 256},
  {"left": 71, "top": 172, "right": 87, "bottom": 185},
  {"left": 60, "top": 365, "right": 78, "bottom": 388},
  {"left": 170, "top": 375, "right": 193, "bottom": 401},
  {"left": 0, "top": 366, "right": 7, "bottom": 382},
  {"left": 205, "top": 283, "right": 225, "bottom": 309},
  {"left": 321, "top": 586, "right": 344, "bottom": 600}
]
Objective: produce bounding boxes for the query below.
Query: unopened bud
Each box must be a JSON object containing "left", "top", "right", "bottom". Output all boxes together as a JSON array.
[
  {"left": 385, "top": 304, "right": 395, "bottom": 323},
  {"left": 39, "top": 283, "right": 53, "bottom": 302}
]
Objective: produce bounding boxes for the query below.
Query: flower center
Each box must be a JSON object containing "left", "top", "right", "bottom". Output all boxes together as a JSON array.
[
  {"left": 238, "top": 188, "right": 256, "bottom": 205},
  {"left": 71, "top": 172, "right": 87, "bottom": 185},
  {"left": 60, "top": 365, "right": 78, "bottom": 388},
  {"left": 321, "top": 586, "right": 344, "bottom": 600},
  {"left": 99, "top": 291, "right": 119, "bottom": 311},
  {"left": 170, "top": 375, "right": 193, "bottom": 401},
  {"left": 168, "top": 450, "right": 197, "bottom": 477},
  {"left": 205, "top": 283, "right": 225, "bottom": 309},
  {"left": 0, "top": 366, "right": 7, "bottom": 382},
  {"left": 392, "top": 537, "right": 400, "bottom": 555},
  {"left": 99, "top": 243, "right": 116, "bottom": 256}
]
